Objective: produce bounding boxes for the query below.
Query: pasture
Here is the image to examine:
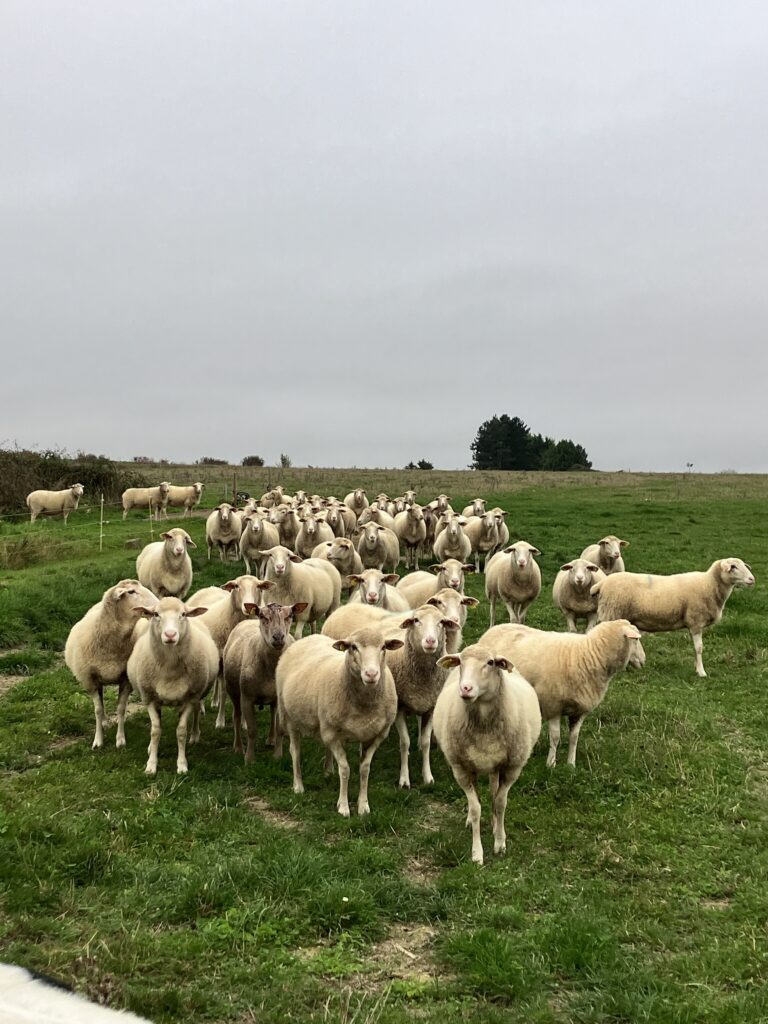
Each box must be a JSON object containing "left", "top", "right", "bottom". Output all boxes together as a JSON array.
[{"left": 1, "top": 470, "right": 766, "bottom": 1023}]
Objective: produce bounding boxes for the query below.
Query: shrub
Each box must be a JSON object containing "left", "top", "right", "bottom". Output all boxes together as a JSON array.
[
  {"left": 196, "top": 457, "right": 228, "bottom": 466},
  {"left": 241, "top": 455, "right": 265, "bottom": 467}
]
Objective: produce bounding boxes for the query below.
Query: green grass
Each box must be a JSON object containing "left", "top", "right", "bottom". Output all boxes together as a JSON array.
[{"left": 1, "top": 471, "right": 767, "bottom": 1022}]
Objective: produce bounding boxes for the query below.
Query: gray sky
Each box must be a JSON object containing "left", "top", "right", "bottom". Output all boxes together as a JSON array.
[{"left": 2, "top": 1, "right": 768, "bottom": 472}]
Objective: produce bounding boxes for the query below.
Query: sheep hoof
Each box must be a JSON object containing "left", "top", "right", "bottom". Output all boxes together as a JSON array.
[
  {"left": 494, "top": 842, "right": 506, "bottom": 856},
  {"left": 337, "top": 803, "right": 351, "bottom": 818},
  {"left": 422, "top": 773, "right": 435, "bottom": 786},
  {"left": 696, "top": 668, "right": 707, "bottom": 678},
  {"left": 215, "top": 717, "right": 226, "bottom": 730},
  {"left": 398, "top": 779, "right": 411, "bottom": 790},
  {"left": 115, "top": 737, "right": 126, "bottom": 750},
  {"left": 176, "top": 764, "right": 188, "bottom": 774},
  {"left": 471, "top": 851, "right": 484, "bottom": 866},
  {"left": 358, "top": 801, "right": 370, "bottom": 815},
  {"left": 144, "top": 763, "right": 157, "bottom": 775},
  {"left": 293, "top": 782, "right": 305, "bottom": 795},
  {"left": 91, "top": 739, "right": 103, "bottom": 750}
]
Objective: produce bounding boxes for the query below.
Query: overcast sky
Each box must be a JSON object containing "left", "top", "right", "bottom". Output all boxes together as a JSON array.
[{"left": 2, "top": 2, "right": 767, "bottom": 471}]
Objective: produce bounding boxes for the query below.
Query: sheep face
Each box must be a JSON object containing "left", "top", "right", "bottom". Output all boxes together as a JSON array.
[
  {"left": 599, "top": 536, "right": 628, "bottom": 564},
  {"left": 399, "top": 606, "right": 455, "bottom": 654},
  {"left": 435, "top": 494, "right": 451, "bottom": 512},
  {"left": 110, "top": 579, "right": 158, "bottom": 610},
  {"left": 427, "top": 589, "right": 479, "bottom": 628},
  {"left": 360, "top": 523, "right": 383, "bottom": 550},
  {"left": 350, "top": 570, "right": 399, "bottom": 606},
  {"left": 138, "top": 597, "right": 207, "bottom": 646},
  {"left": 222, "top": 575, "right": 274, "bottom": 614},
  {"left": 71, "top": 483, "right": 85, "bottom": 498},
  {"left": 438, "top": 645, "right": 510, "bottom": 702},
  {"left": 258, "top": 602, "right": 307, "bottom": 650},
  {"left": 260, "top": 545, "right": 301, "bottom": 577},
  {"left": 332, "top": 629, "right": 403, "bottom": 686},
  {"left": 217, "top": 503, "right": 234, "bottom": 524},
  {"left": 162, "top": 529, "right": 195, "bottom": 557},
  {"left": 617, "top": 623, "right": 646, "bottom": 669},
  {"left": 718, "top": 558, "right": 755, "bottom": 588},
  {"left": 406, "top": 505, "right": 424, "bottom": 525},
  {"left": 505, "top": 542, "right": 541, "bottom": 570},
  {"left": 470, "top": 498, "right": 485, "bottom": 516},
  {"left": 560, "top": 558, "right": 600, "bottom": 590}
]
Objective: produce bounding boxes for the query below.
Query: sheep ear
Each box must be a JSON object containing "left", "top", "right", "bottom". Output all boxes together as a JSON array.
[
  {"left": 461, "top": 564, "right": 475, "bottom": 573},
  {"left": 291, "top": 602, "right": 309, "bottom": 615},
  {"left": 258, "top": 548, "right": 275, "bottom": 557},
  {"left": 428, "top": 564, "right": 443, "bottom": 574},
  {"left": 458, "top": 517, "right": 467, "bottom": 525},
  {"left": 503, "top": 546, "right": 515, "bottom": 554},
  {"left": 332, "top": 639, "right": 351, "bottom": 652},
  {"left": 160, "top": 532, "right": 172, "bottom": 540},
  {"left": 112, "top": 586, "right": 132, "bottom": 600},
  {"left": 383, "top": 574, "right": 399, "bottom": 585},
  {"left": 461, "top": 596, "right": 480, "bottom": 607},
  {"left": 185, "top": 606, "right": 208, "bottom": 618},
  {"left": 531, "top": 547, "right": 541, "bottom": 556},
  {"left": 185, "top": 537, "right": 197, "bottom": 549},
  {"left": 221, "top": 580, "right": 239, "bottom": 591},
  {"left": 491, "top": 656, "right": 511, "bottom": 671},
  {"left": 441, "top": 618, "right": 459, "bottom": 630},
  {"left": 257, "top": 580, "right": 275, "bottom": 590},
  {"left": 587, "top": 563, "right": 600, "bottom": 573},
  {"left": 437, "top": 654, "right": 460, "bottom": 669},
  {"left": 620, "top": 539, "right": 629, "bottom": 547},
  {"left": 399, "top": 617, "right": 416, "bottom": 629},
  {"left": 384, "top": 638, "right": 404, "bottom": 651},
  {"left": 347, "top": 575, "right": 363, "bottom": 585},
  {"left": 560, "top": 563, "right": 574, "bottom": 571},
  {"left": 134, "top": 605, "right": 157, "bottom": 618},
  {"left": 288, "top": 554, "right": 303, "bottom": 563},
  {"left": 623, "top": 625, "right": 641, "bottom": 640}
]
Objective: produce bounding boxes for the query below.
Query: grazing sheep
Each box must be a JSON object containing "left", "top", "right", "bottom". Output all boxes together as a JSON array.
[
  {"left": 260, "top": 545, "right": 342, "bottom": 638},
  {"left": 433, "top": 514, "right": 472, "bottom": 563},
  {"left": 275, "top": 628, "right": 403, "bottom": 816},
  {"left": 426, "top": 586, "right": 479, "bottom": 640},
  {"left": 480, "top": 620, "right": 645, "bottom": 767},
  {"left": 592, "top": 558, "right": 755, "bottom": 677},
  {"left": 485, "top": 541, "right": 542, "bottom": 626},
  {"left": 122, "top": 482, "right": 171, "bottom": 520},
  {"left": 358, "top": 505, "right": 398, "bottom": 532},
  {"left": 127, "top": 597, "right": 219, "bottom": 774},
  {"left": 394, "top": 505, "right": 427, "bottom": 570},
  {"left": 239, "top": 513, "right": 280, "bottom": 575},
  {"left": 64, "top": 579, "right": 158, "bottom": 749},
  {"left": 580, "top": 535, "right": 628, "bottom": 575},
  {"left": 421, "top": 504, "right": 439, "bottom": 558},
  {"left": 295, "top": 511, "right": 335, "bottom": 558},
  {"left": 311, "top": 538, "right": 364, "bottom": 590},
  {"left": 185, "top": 585, "right": 228, "bottom": 610},
  {"left": 486, "top": 507, "right": 510, "bottom": 558},
  {"left": 344, "top": 488, "right": 369, "bottom": 519},
  {"left": 270, "top": 505, "right": 302, "bottom": 551},
  {"left": 461, "top": 497, "right": 486, "bottom": 518},
  {"left": 136, "top": 528, "right": 195, "bottom": 599},
  {"left": 395, "top": 559, "right": 474, "bottom": 608},
  {"left": 431, "top": 494, "right": 452, "bottom": 514},
  {"left": 165, "top": 482, "right": 204, "bottom": 517},
  {"left": 224, "top": 601, "right": 306, "bottom": 760},
  {"left": 552, "top": 558, "right": 606, "bottom": 632},
  {"left": 324, "top": 503, "right": 347, "bottom": 537},
  {"left": 356, "top": 522, "right": 400, "bottom": 572},
  {"left": 463, "top": 511, "right": 500, "bottom": 573},
  {"left": 432, "top": 644, "right": 541, "bottom": 865},
  {"left": 348, "top": 569, "right": 410, "bottom": 611},
  {"left": 206, "top": 503, "right": 242, "bottom": 561},
  {"left": 26, "top": 484, "right": 84, "bottom": 524}
]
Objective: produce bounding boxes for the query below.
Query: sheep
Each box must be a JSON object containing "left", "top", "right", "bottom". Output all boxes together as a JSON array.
[
  {"left": 64, "top": 579, "right": 158, "bottom": 749},
  {"left": 432, "top": 514, "right": 472, "bottom": 563},
  {"left": 136, "top": 528, "right": 195, "bottom": 599},
  {"left": 395, "top": 558, "right": 474, "bottom": 608},
  {"left": 487, "top": 507, "right": 510, "bottom": 558},
  {"left": 580, "top": 535, "right": 628, "bottom": 575},
  {"left": 323, "top": 590, "right": 472, "bottom": 654},
  {"left": 206, "top": 503, "right": 242, "bottom": 561},
  {"left": 479, "top": 620, "right": 645, "bottom": 767},
  {"left": 186, "top": 585, "right": 229, "bottom": 610},
  {"left": 426, "top": 586, "right": 479, "bottom": 639},
  {"left": 356, "top": 522, "right": 401, "bottom": 572},
  {"left": 348, "top": 568, "right": 410, "bottom": 611},
  {"left": 323, "top": 503, "right": 347, "bottom": 537},
  {"left": 224, "top": 601, "right": 306, "bottom": 760},
  {"left": 403, "top": 489, "right": 417, "bottom": 506},
  {"left": 121, "top": 482, "right": 171, "bottom": 520},
  {"left": 463, "top": 511, "right": 500, "bottom": 573},
  {"left": 552, "top": 558, "right": 606, "bottom": 632},
  {"left": 269, "top": 505, "right": 301, "bottom": 551},
  {"left": 0, "top": 963, "right": 153, "bottom": 1024},
  {"left": 461, "top": 497, "right": 486, "bottom": 518},
  {"left": 275, "top": 628, "right": 403, "bottom": 816},
  {"left": 127, "top": 597, "right": 220, "bottom": 774},
  {"left": 26, "top": 483, "right": 84, "bottom": 524},
  {"left": 196, "top": 575, "right": 276, "bottom": 727},
  {"left": 485, "top": 541, "right": 542, "bottom": 627},
  {"left": 358, "top": 505, "right": 397, "bottom": 532},
  {"left": 394, "top": 505, "right": 427, "bottom": 570},
  {"left": 432, "top": 644, "right": 541, "bottom": 865},
  {"left": 295, "top": 511, "right": 335, "bottom": 558},
  {"left": 591, "top": 558, "right": 755, "bottom": 677},
  {"left": 431, "top": 493, "right": 452, "bottom": 513},
  {"left": 260, "top": 545, "right": 342, "bottom": 638},
  {"left": 311, "top": 537, "right": 364, "bottom": 591},
  {"left": 165, "top": 482, "right": 204, "bottom": 517},
  {"left": 344, "top": 488, "right": 369, "bottom": 518},
  {"left": 239, "top": 513, "right": 280, "bottom": 575},
  {"left": 421, "top": 504, "right": 439, "bottom": 558}
]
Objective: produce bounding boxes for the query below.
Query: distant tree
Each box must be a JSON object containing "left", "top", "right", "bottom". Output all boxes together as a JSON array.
[
  {"left": 417, "top": 459, "right": 434, "bottom": 470},
  {"left": 470, "top": 415, "right": 591, "bottom": 471},
  {"left": 404, "top": 461, "right": 418, "bottom": 471},
  {"left": 539, "top": 439, "right": 592, "bottom": 471},
  {"left": 196, "top": 456, "right": 228, "bottom": 465},
  {"left": 241, "top": 455, "right": 265, "bottom": 467},
  {"left": 279, "top": 453, "right": 292, "bottom": 469},
  {"left": 133, "top": 456, "right": 153, "bottom": 463}
]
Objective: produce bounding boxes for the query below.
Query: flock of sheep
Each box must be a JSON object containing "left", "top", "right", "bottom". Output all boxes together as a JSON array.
[{"left": 61, "top": 483, "right": 755, "bottom": 865}]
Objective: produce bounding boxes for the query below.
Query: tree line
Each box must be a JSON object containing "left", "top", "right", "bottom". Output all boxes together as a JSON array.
[{"left": 470, "top": 415, "right": 591, "bottom": 471}]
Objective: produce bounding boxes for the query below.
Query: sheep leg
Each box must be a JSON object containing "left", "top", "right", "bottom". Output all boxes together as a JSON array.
[
  {"left": 266, "top": 704, "right": 277, "bottom": 748},
  {"left": 691, "top": 630, "right": 707, "bottom": 677},
  {"left": 565, "top": 613, "right": 578, "bottom": 633},
  {"left": 395, "top": 710, "right": 411, "bottom": 788},
  {"left": 230, "top": 686, "right": 244, "bottom": 755},
  {"left": 419, "top": 712, "right": 435, "bottom": 785},
  {"left": 145, "top": 703, "right": 162, "bottom": 775},
  {"left": 490, "top": 767, "right": 519, "bottom": 856},
  {"left": 323, "top": 747, "right": 334, "bottom": 775},
  {"left": 176, "top": 704, "right": 193, "bottom": 774},
  {"left": 546, "top": 717, "right": 561, "bottom": 768},
  {"left": 586, "top": 613, "right": 598, "bottom": 632},
  {"left": 91, "top": 686, "right": 106, "bottom": 749},
  {"left": 488, "top": 595, "right": 496, "bottom": 629},
  {"left": 293, "top": 619, "right": 305, "bottom": 640},
  {"left": 207, "top": 542, "right": 212, "bottom": 560},
  {"left": 190, "top": 702, "right": 201, "bottom": 744},
  {"left": 115, "top": 680, "right": 131, "bottom": 749},
  {"left": 454, "top": 766, "right": 483, "bottom": 865},
  {"left": 505, "top": 602, "right": 517, "bottom": 624},
  {"left": 242, "top": 696, "right": 260, "bottom": 763},
  {"left": 288, "top": 730, "right": 304, "bottom": 794},
  {"left": 358, "top": 736, "right": 384, "bottom": 815},
  {"left": 328, "top": 740, "right": 351, "bottom": 817},
  {"left": 214, "top": 676, "right": 227, "bottom": 729},
  {"left": 567, "top": 713, "right": 586, "bottom": 767}
]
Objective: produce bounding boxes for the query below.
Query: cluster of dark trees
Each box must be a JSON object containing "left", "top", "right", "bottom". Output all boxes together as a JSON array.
[{"left": 470, "top": 415, "right": 591, "bottom": 471}]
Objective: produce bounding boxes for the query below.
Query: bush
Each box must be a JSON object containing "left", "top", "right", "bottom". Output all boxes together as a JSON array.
[
  {"left": 279, "top": 454, "right": 292, "bottom": 469},
  {"left": 241, "top": 455, "right": 265, "bottom": 467},
  {"left": 196, "top": 457, "right": 228, "bottom": 466}
]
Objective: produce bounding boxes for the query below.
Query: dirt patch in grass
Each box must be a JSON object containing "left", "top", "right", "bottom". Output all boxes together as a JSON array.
[
  {"left": 701, "top": 897, "right": 732, "bottom": 911},
  {"left": 0, "top": 675, "right": 28, "bottom": 698},
  {"left": 243, "top": 795, "right": 303, "bottom": 831},
  {"left": 367, "top": 922, "right": 438, "bottom": 984},
  {"left": 402, "top": 856, "right": 439, "bottom": 887}
]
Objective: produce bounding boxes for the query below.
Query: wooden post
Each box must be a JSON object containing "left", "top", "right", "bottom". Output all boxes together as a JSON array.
[{"left": 148, "top": 495, "right": 154, "bottom": 541}]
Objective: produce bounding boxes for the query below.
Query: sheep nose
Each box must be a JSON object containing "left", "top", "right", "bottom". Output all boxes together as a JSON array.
[
  {"left": 272, "top": 634, "right": 285, "bottom": 648},
  {"left": 449, "top": 579, "right": 460, "bottom": 588},
  {"left": 459, "top": 684, "right": 474, "bottom": 699},
  {"left": 162, "top": 630, "right": 178, "bottom": 643},
  {"left": 366, "top": 594, "right": 378, "bottom": 603},
  {"left": 174, "top": 547, "right": 184, "bottom": 555},
  {"left": 363, "top": 669, "right": 379, "bottom": 683},
  {"left": 423, "top": 637, "right": 437, "bottom": 650}
]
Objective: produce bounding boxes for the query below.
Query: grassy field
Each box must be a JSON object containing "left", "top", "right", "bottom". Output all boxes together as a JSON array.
[{"left": 1, "top": 471, "right": 766, "bottom": 1023}]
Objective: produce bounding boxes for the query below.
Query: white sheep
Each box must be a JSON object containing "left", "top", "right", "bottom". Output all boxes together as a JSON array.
[
  {"left": 480, "top": 620, "right": 645, "bottom": 767},
  {"left": 224, "top": 601, "right": 306, "bottom": 760},
  {"left": 121, "top": 482, "right": 171, "bottom": 520},
  {"left": 323, "top": 503, "right": 348, "bottom": 537},
  {"left": 275, "top": 628, "right": 403, "bottom": 816},
  {"left": 64, "top": 579, "right": 158, "bottom": 749},
  {"left": 592, "top": 558, "right": 755, "bottom": 677},
  {"left": 0, "top": 963, "right": 153, "bottom": 1023},
  {"left": 486, "top": 507, "right": 510, "bottom": 558},
  {"left": 260, "top": 545, "right": 342, "bottom": 638},
  {"left": 348, "top": 568, "right": 410, "bottom": 611},
  {"left": 127, "top": 597, "right": 219, "bottom": 774},
  {"left": 432, "top": 514, "right": 472, "bottom": 563},
  {"left": 485, "top": 541, "right": 542, "bottom": 626},
  {"left": 432, "top": 644, "right": 541, "bottom": 865},
  {"left": 164, "top": 482, "right": 204, "bottom": 517},
  {"left": 269, "top": 505, "right": 302, "bottom": 551},
  {"left": 295, "top": 511, "right": 335, "bottom": 558},
  {"left": 394, "top": 558, "right": 475, "bottom": 609},
  {"left": 463, "top": 511, "right": 500, "bottom": 573},
  {"left": 185, "top": 585, "right": 229, "bottom": 610},
  {"left": 239, "top": 513, "right": 280, "bottom": 575},
  {"left": 343, "top": 488, "right": 369, "bottom": 519},
  {"left": 355, "top": 522, "right": 400, "bottom": 572},
  {"left": 206, "top": 503, "right": 242, "bottom": 561},
  {"left": 26, "top": 483, "right": 84, "bottom": 524},
  {"left": 358, "top": 505, "right": 398, "bottom": 532},
  {"left": 394, "top": 505, "right": 427, "bottom": 570},
  {"left": 552, "top": 558, "right": 606, "bottom": 632},
  {"left": 580, "top": 535, "right": 628, "bottom": 575},
  {"left": 461, "top": 497, "right": 486, "bottom": 518},
  {"left": 311, "top": 537, "right": 364, "bottom": 590},
  {"left": 136, "top": 528, "right": 195, "bottom": 599}
]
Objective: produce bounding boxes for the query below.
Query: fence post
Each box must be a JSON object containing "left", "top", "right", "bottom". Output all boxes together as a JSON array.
[
  {"left": 99, "top": 493, "right": 105, "bottom": 552},
  {"left": 148, "top": 496, "right": 154, "bottom": 541}
]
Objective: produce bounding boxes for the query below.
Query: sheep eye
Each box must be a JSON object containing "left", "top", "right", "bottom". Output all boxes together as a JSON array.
[{"left": 486, "top": 659, "right": 494, "bottom": 667}]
